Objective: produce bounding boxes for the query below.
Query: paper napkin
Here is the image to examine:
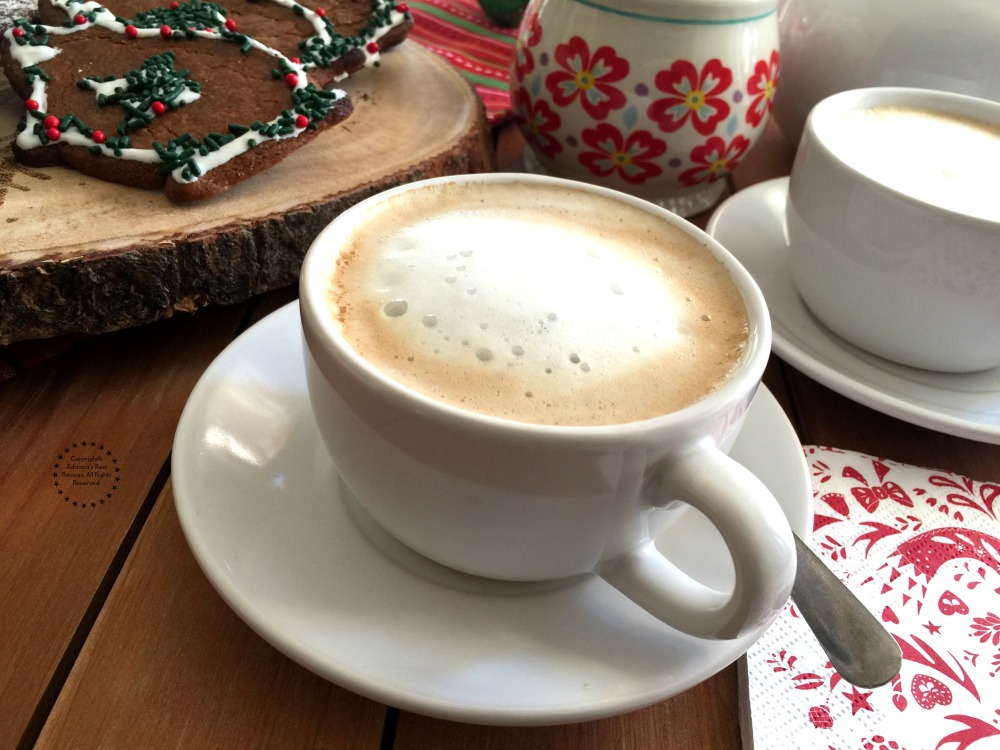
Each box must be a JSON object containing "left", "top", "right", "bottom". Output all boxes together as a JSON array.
[{"left": 742, "top": 446, "right": 1000, "bottom": 750}]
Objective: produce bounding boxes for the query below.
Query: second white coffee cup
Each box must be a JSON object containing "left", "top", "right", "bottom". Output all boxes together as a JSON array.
[
  {"left": 786, "top": 87, "right": 1000, "bottom": 372},
  {"left": 300, "top": 173, "right": 796, "bottom": 640}
]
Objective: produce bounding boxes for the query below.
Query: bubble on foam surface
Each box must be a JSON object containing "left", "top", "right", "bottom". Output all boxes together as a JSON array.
[
  {"left": 422, "top": 315, "right": 438, "bottom": 327},
  {"left": 476, "top": 348, "right": 493, "bottom": 362},
  {"left": 383, "top": 299, "right": 408, "bottom": 317}
]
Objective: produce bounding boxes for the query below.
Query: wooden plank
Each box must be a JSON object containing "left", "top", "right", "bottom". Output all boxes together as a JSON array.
[
  {"left": 393, "top": 670, "right": 741, "bottom": 749},
  {"left": 0, "top": 301, "right": 247, "bottom": 749},
  {"left": 0, "top": 42, "right": 495, "bottom": 344},
  {"left": 35, "top": 480, "right": 387, "bottom": 748}
]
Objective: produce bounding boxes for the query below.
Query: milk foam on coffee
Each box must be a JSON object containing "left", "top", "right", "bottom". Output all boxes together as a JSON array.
[
  {"left": 820, "top": 105, "right": 1000, "bottom": 222},
  {"left": 329, "top": 182, "right": 749, "bottom": 426}
]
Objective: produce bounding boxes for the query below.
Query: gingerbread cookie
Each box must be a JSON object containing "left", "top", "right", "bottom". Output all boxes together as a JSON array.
[{"left": 1, "top": 0, "right": 411, "bottom": 200}]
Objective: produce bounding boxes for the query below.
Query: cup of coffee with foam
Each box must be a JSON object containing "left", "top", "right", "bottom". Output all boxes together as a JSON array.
[
  {"left": 299, "top": 173, "right": 795, "bottom": 640},
  {"left": 786, "top": 87, "right": 1000, "bottom": 372}
]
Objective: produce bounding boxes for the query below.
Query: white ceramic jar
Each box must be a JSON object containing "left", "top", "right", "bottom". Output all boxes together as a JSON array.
[{"left": 510, "top": 0, "right": 780, "bottom": 216}]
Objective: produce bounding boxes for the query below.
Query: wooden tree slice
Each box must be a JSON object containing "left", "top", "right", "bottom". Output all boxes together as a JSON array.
[{"left": 0, "top": 42, "right": 495, "bottom": 344}]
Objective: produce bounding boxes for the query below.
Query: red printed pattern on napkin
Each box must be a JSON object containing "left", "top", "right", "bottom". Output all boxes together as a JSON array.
[{"left": 744, "top": 446, "right": 1000, "bottom": 750}]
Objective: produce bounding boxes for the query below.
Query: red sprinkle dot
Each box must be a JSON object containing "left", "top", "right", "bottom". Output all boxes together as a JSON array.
[
  {"left": 12, "top": 26, "right": 26, "bottom": 37},
  {"left": 365, "top": 41, "right": 379, "bottom": 54},
  {"left": 284, "top": 72, "right": 299, "bottom": 87},
  {"left": 42, "top": 115, "right": 60, "bottom": 129},
  {"left": 224, "top": 18, "right": 237, "bottom": 30},
  {"left": 295, "top": 114, "right": 309, "bottom": 128},
  {"left": 45, "top": 127, "right": 60, "bottom": 141},
  {"left": 125, "top": 24, "right": 138, "bottom": 37},
  {"left": 151, "top": 101, "right": 166, "bottom": 115},
  {"left": 25, "top": 99, "right": 39, "bottom": 111},
  {"left": 73, "top": 13, "right": 86, "bottom": 24},
  {"left": 289, "top": 57, "right": 300, "bottom": 64},
  {"left": 170, "top": 1, "right": 179, "bottom": 7},
  {"left": 314, "top": 7, "right": 326, "bottom": 15},
  {"left": 160, "top": 24, "right": 172, "bottom": 37},
  {"left": 92, "top": 130, "right": 106, "bottom": 144},
  {"left": 397, "top": 3, "right": 408, "bottom": 11}
]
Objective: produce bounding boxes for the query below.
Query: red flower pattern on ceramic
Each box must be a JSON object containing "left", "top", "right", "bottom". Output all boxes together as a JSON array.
[
  {"left": 678, "top": 134, "right": 750, "bottom": 186},
  {"left": 513, "top": 88, "right": 562, "bottom": 159},
  {"left": 578, "top": 123, "right": 665, "bottom": 185},
  {"left": 648, "top": 58, "right": 733, "bottom": 135},
  {"left": 512, "top": 11, "right": 542, "bottom": 82},
  {"left": 746, "top": 49, "right": 779, "bottom": 127},
  {"left": 545, "top": 36, "right": 629, "bottom": 120}
]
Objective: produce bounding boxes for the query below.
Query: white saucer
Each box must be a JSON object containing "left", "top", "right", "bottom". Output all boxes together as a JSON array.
[
  {"left": 172, "top": 302, "right": 811, "bottom": 726},
  {"left": 708, "top": 178, "right": 1000, "bottom": 445}
]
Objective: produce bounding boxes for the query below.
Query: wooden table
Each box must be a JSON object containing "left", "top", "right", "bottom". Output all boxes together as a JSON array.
[{"left": 2, "top": 122, "right": 998, "bottom": 750}]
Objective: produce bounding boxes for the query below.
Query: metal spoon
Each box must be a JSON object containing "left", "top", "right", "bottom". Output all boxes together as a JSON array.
[{"left": 791, "top": 533, "right": 902, "bottom": 688}]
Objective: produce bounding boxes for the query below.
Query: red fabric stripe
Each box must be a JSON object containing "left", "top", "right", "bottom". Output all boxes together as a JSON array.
[
  {"left": 409, "top": 12, "right": 516, "bottom": 63},
  {"left": 410, "top": 19, "right": 513, "bottom": 71}
]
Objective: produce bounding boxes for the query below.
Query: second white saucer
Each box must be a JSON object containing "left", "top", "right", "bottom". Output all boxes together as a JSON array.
[{"left": 708, "top": 178, "right": 1000, "bottom": 444}]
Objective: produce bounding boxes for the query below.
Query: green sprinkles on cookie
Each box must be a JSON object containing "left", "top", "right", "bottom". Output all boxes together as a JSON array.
[{"left": 78, "top": 52, "right": 202, "bottom": 135}]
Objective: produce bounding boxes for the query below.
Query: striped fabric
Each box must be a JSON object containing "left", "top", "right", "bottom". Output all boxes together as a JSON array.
[{"left": 407, "top": 0, "right": 518, "bottom": 124}]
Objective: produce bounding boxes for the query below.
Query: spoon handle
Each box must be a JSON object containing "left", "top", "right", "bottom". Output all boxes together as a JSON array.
[{"left": 791, "top": 533, "right": 902, "bottom": 688}]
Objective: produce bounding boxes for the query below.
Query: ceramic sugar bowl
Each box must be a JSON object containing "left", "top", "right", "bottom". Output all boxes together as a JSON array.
[{"left": 511, "top": 0, "right": 779, "bottom": 216}]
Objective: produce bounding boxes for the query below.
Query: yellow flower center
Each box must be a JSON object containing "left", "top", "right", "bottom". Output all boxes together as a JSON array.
[
  {"left": 764, "top": 80, "right": 776, "bottom": 99},
  {"left": 685, "top": 90, "right": 705, "bottom": 110},
  {"left": 710, "top": 158, "right": 728, "bottom": 175},
  {"left": 575, "top": 71, "right": 595, "bottom": 91},
  {"left": 613, "top": 151, "right": 632, "bottom": 168}
]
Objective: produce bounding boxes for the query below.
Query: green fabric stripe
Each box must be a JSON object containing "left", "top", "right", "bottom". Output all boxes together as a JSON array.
[
  {"left": 462, "top": 69, "right": 509, "bottom": 89},
  {"left": 408, "top": 1, "right": 515, "bottom": 42}
]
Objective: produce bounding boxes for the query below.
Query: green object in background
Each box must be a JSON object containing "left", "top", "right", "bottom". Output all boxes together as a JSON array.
[{"left": 476, "top": 0, "right": 528, "bottom": 27}]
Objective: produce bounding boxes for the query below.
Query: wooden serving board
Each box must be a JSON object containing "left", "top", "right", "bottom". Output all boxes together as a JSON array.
[{"left": 0, "top": 42, "right": 495, "bottom": 344}]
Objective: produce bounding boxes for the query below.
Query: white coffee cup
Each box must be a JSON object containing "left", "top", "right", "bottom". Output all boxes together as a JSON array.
[
  {"left": 299, "top": 173, "right": 795, "bottom": 640},
  {"left": 786, "top": 87, "right": 1000, "bottom": 372}
]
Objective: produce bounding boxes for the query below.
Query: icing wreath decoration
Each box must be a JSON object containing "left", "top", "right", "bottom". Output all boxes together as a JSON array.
[{"left": 1, "top": 0, "right": 412, "bottom": 199}]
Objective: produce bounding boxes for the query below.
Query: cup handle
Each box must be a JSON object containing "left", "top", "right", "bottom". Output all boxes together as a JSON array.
[{"left": 598, "top": 440, "right": 797, "bottom": 640}]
